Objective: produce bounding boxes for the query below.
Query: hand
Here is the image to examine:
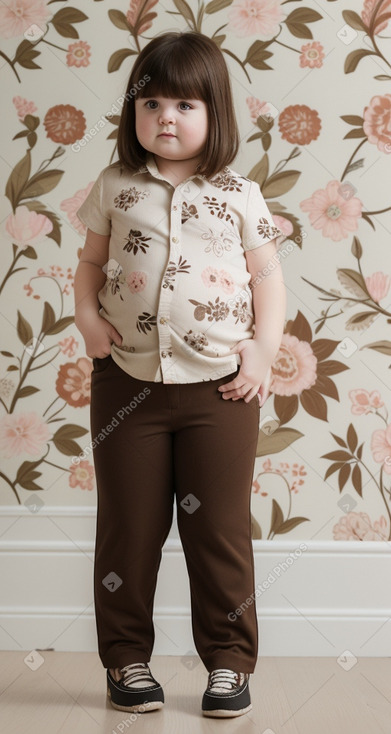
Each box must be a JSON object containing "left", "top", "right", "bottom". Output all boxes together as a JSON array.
[
  {"left": 76, "top": 313, "right": 123, "bottom": 359},
  {"left": 217, "top": 339, "right": 273, "bottom": 404}
]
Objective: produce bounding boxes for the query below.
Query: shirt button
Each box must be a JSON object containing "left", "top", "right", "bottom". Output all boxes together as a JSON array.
[
  {"left": 159, "top": 317, "right": 166, "bottom": 324},
  {"left": 172, "top": 236, "right": 178, "bottom": 243}
]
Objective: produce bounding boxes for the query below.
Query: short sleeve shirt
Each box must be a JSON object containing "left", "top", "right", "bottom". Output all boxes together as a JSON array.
[{"left": 76, "top": 152, "right": 283, "bottom": 383}]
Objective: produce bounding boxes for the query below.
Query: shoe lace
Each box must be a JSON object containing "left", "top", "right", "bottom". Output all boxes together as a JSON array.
[
  {"left": 208, "top": 668, "right": 240, "bottom": 693},
  {"left": 119, "top": 662, "right": 155, "bottom": 688}
]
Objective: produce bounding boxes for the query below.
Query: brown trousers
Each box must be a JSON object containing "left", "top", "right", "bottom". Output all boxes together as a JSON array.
[{"left": 90, "top": 354, "right": 260, "bottom": 673}]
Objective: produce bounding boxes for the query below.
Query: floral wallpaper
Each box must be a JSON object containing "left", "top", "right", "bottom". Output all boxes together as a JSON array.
[{"left": 1, "top": 0, "right": 390, "bottom": 543}]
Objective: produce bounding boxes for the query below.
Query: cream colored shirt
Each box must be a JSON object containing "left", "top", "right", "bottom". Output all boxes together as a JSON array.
[{"left": 76, "top": 152, "right": 283, "bottom": 383}]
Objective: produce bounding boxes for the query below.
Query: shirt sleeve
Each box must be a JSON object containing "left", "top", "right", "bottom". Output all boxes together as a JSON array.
[
  {"left": 75, "top": 169, "right": 111, "bottom": 236},
  {"left": 242, "top": 180, "right": 283, "bottom": 251}
]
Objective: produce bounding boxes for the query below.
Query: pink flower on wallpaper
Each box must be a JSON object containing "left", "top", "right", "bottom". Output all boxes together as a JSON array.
[
  {"left": 66, "top": 41, "right": 91, "bottom": 68},
  {"left": 218, "top": 270, "right": 235, "bottom": 294},
  {"left": 227, "top": 0, "right": 286, "bottom": 38},
  {"left": 300, "top": 180, "right": 362, "bottom": 242},
  {"left": 246, "top": 96, "right": 272, "bottom": 124},
  {"left": 0, "top": 412, "right": 52, "bottom": 458},
  {"left": 299, "top": 41, "right": 325, "bottom": 68},
  {"left": 361, "top": 0, "right": 391, "bottom": 34},
  {"left": 363, "top": 94, "right": 391, "bottom": 154},
  {"left": 270, "top": 333, "right": 318, "bottom": 397},
  {"left": 126, "top": 271, "right": 147, "bottom": 293},
  {"left": 62, "top": 182, "right": 95, "bottom": 235},
  {"left": 272, "top": 215, "right": 293, "bottom": 244},
  {"left": 13, "top": 96, "right": 37, "bottom": 120},
  {"left": 6, "top": 205, "right": 53, "bottom": 248},
  {"left": 365, "top": 271, "right": 390, "bottom": 302},
  {"left": 371, "top": 424, "right": 391, "bottom": 474},
  {"left": 69, "top": 460, "right": 94, "bottom": 491},
  {"left": 0, "top": 0, "right": 52, "bottom": 39},
  {"left": 127, "top": 0, "right": 159, "bottom": 34},
  {"left": 349, "top": 389, "right": 384, "bottom": 415},
  {"left": 59, "top": 335, "right": 78, "bottom": 357},
  {"left": 333, "top": 512, "right": 388, "bottom": 540}
]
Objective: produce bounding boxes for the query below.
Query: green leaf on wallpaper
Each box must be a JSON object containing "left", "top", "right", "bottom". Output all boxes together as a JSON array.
[
  {"left": 256, "top": 427, "right": 304, "bottom": 457},
  {"left": 345, "top": 49, "right": 376, "bottom": 74},
  {"left": 342, "top": 10, "right": 368, "bottom": 32},
  {"left": 205, "top": 0, "right": 233, "bottom": 13},
  {"left": 108, "top": 9, "right": 131, "bottom": 30},
  {"left": 51, "top": 8, "right": 88, "bottom": 39},
  {"left": 262, "top": 170, "right": 300, "bottom": 198},
  {"left": 5, "top": 151, "right": 31, "bottom": 210},
  {"left": 364, "top": 341, "right": 391, "bottom": 355},
  {"left": 16, "top": 310, "right": 33, "bottom": 346}
]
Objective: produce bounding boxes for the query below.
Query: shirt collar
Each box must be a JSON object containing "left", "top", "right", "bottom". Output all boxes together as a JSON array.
[{"left": 133, "top": 152, "right": 207, "bottom": 184}]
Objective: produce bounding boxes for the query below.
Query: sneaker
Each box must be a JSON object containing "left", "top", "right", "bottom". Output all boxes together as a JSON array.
[
  {"left": 202, "top": 668, "right": 252, "bottom": 718},
  {"left": 106, "top": 662, "right": 164, "bottom": 713}
]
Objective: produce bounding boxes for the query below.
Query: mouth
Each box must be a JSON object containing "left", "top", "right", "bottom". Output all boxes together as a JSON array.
[{"left": 158, "top": 133, "right": 176, "bottom": 137}]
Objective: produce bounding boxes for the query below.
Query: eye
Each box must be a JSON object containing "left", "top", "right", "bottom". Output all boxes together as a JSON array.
[
  {"left": 145, "top": 100, "right": 158, "bottom": 109},
  {"left": 179, "top": 102, "right": 192, "bottom": 110}
]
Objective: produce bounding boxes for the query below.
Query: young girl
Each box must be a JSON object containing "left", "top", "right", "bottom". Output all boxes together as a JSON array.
[{"left": 74, "top": 30, "right": 286, "bottom": 719}]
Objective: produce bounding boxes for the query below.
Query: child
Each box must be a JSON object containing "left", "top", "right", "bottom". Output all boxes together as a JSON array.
[{"left": 74, "top": 30, "right": 286, "bottom": 719}]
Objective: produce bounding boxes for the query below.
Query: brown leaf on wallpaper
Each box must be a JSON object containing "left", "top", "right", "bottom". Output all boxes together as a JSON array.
[
  {"left": 336, "top": 269, "right": 371, "bottom": 299},
  {"left": 108, "top": 48, "right": 138, "bottom": 73},
  {"left": 205, "top": 0, "right": 233, "bottom": 14},
  {"left": 345, "top": 49, "right": 376, "bottom": 74},
  {"left": 342, "top": 10, "right": 368, "bottom": 32},
  {"left": 172, "top": 0, "right": 196, "bottom": 25},
  {"left": 300, "top": 389, "right": 328, "bottom": 421},
  {"left": 248, "top": 154, "right": 269, "bottom": 189},
  {"left": 351, "top": 236, "right": 363, "bottom": 260},
  {"left": 42, "top": 302, "right": 56, "bottom": 334},
  {"left": 256, "top": 427, "right": 304, "bottom": 458},
  {"left": 364, "top": 341, "right": 391, "bottom": 355},
  {"left": 251, "top": 513, "right": 262, "bottom": 540},
  {"left": 14, "top": 40, "right": 41, "bottom": 70},
  {"left": 351, "top": 463, "right": 362, "bottom": 496},
  {"left": 6, "top": 152, "right": 31, "bottom": 209},
  {"left": 108, "top": 9, "right": 131, "bottom": 30},
  {"left": 338, "top": 463, "right": 351, "bottom": 491},
  {"left": 245, "top": 41, "right": 273, "bottom": 70},
  {"left": 23, "top": 170, "right": 64, "bottom": 199},
  {"left": 51, "top": 8, "right": 88, "bottom": 39},
  {"left": 262, "top": 170, "right": 300, "bottom": 198},
  {"left": 17, "top": 310, "right": 33, "bottom": 346},
  {"left": 345, "top": 311, "right": 377, "bottom": 330},
  {"left": 347, "top": 423, "right": 358, "bottom": 453},
  {"left": 340, "top": 115, "right": 364, "bottom": 126}
]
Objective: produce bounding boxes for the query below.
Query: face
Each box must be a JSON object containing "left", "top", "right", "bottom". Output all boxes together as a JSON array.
[{"left": 134, "top": 95, "right": 209, "bottom": 165}]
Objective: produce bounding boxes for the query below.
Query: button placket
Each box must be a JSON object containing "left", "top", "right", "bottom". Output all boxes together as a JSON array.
[{"left": 157, "top": 188, "right": 183, "bottom": 382}]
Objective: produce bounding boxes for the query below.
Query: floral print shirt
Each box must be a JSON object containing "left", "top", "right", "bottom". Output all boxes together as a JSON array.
[{"left": 76, "top": 152, "right": 283, "bottom": 383}]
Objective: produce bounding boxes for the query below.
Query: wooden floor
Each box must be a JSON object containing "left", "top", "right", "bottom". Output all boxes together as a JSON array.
[{"left": 2, "top": 651, "right": 391, "bottom": 733}]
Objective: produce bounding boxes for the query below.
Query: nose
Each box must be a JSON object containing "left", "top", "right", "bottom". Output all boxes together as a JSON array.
[{"left": 158, "top": 105, "right": 175, "bottom": 125}]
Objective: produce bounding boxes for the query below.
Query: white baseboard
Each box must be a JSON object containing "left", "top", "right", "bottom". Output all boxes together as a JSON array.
[{"left": 1, "top": 506, "right": 391, "bottom": 657}]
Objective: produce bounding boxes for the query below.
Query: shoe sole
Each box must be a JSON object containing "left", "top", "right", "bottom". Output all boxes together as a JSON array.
[
  {"left": 107, "top": 684, "right": 164, "bottom": 713},
  {"left": 202, "top": 703, "right": 252, "bottom": 718}
]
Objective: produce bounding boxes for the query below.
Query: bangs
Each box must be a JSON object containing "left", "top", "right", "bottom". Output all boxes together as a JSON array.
[{"left": 135, "top": 45, "right": 209, "bottom": 102}]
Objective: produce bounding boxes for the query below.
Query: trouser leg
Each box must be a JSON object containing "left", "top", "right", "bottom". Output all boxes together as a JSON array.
[
  {"left": 90, "top": 358, "right": 174, "bottom": 670},
  {"left": 173, "top": 368, "right": 260, "bottom": 674}
]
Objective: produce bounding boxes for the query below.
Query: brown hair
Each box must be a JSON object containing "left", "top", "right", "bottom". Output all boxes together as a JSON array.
[{"left": 114, "top": 31, "right": 240, "bottom": 179}]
